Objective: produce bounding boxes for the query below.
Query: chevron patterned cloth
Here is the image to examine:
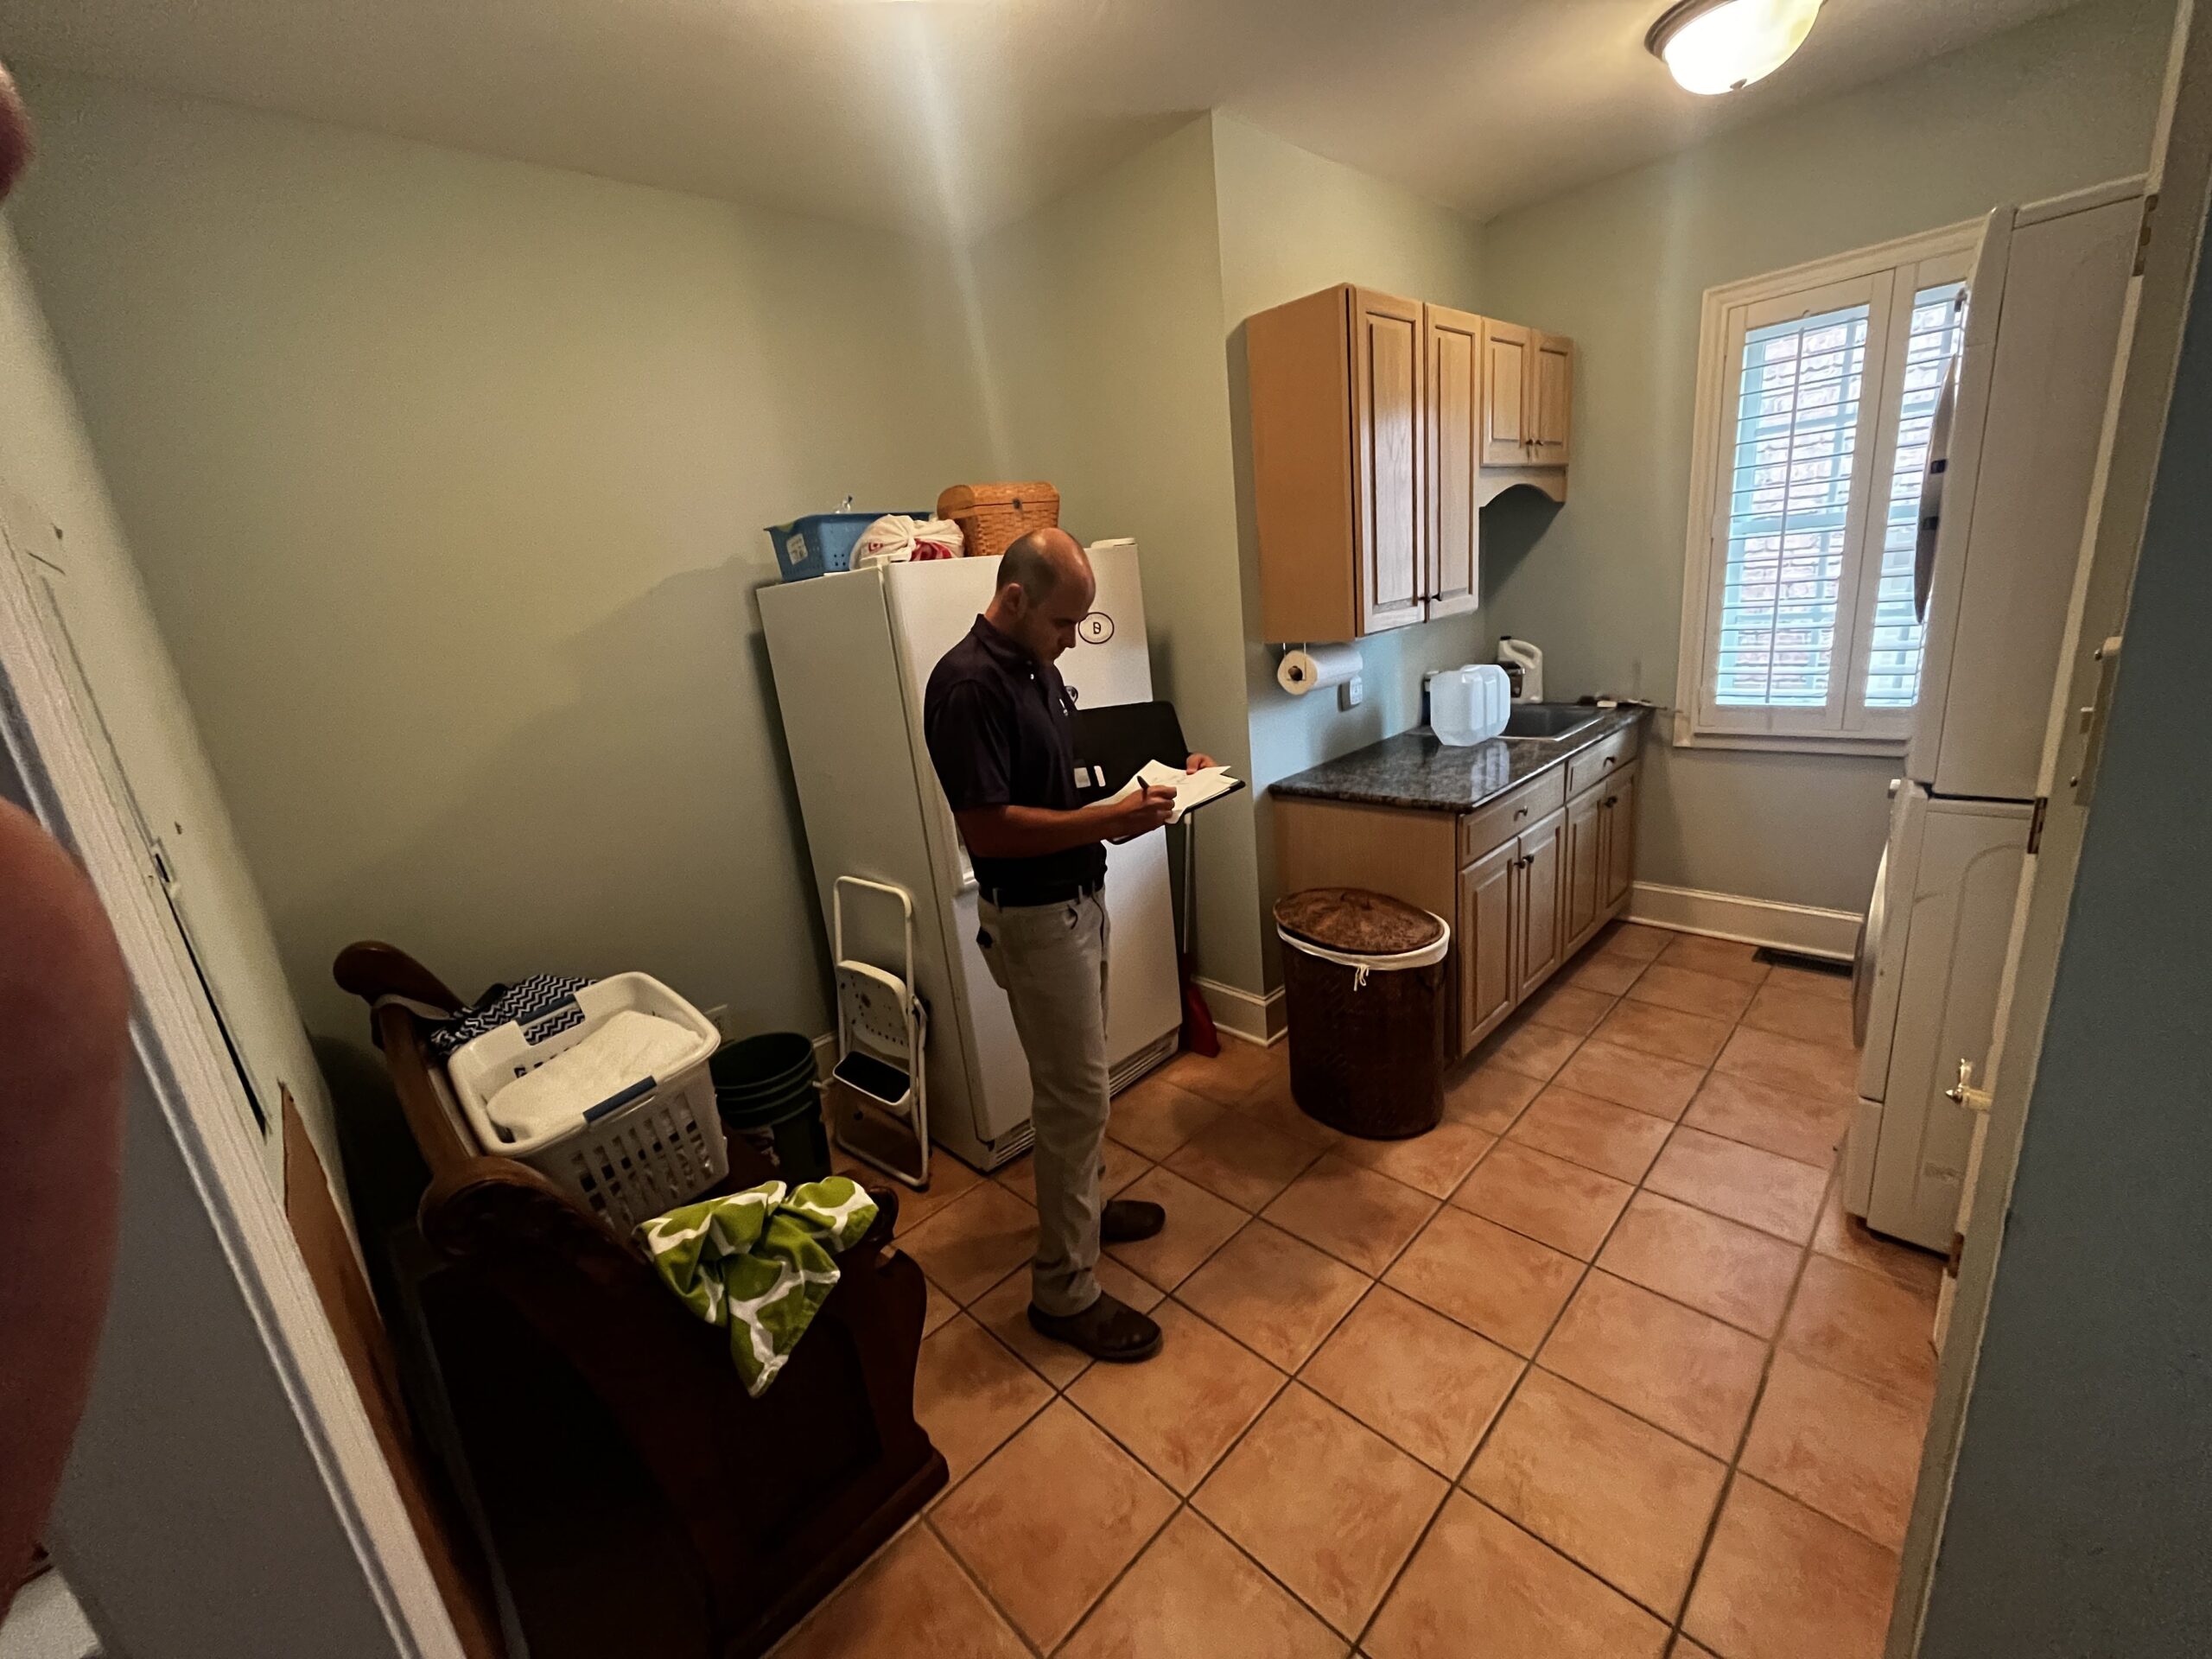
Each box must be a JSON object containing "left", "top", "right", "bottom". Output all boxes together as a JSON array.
[{"left": 635, "top": 1178, "right": 878, "bottom": 1396}]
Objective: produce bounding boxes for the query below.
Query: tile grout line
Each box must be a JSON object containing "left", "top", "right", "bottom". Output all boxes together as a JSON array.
[
  {"left": 924, "top": 1061, "right": 1370, "bottom": 1656},
  {"left": 906, "top": 928, "right": 1883, "bottom": 1654},
  {"left": 1036, "top": 1043, "right": 1530, "bottom": 1650},
  {"left": 1662, "top": 1196, "right": 1824, "bottom": 1653},
  {"left": 919, "top": 1509, "right": 1052, "bottom": 1657},
  {"left": 1351, "top": 940, "right": 1700, "bottom": 1648},
  {"left": 1349, "top": 931, "right": 1850, "bottom": 1646}
]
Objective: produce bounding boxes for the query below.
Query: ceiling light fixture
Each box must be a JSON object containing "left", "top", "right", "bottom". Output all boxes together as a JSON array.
[{"left": 1645, "top": 0, "right": 1825, "bottom": 95}]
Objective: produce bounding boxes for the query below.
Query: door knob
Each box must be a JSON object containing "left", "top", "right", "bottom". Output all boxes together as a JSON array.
[{"left": 1943, "top": 1058, "right": 1993, "bottom": 1113}]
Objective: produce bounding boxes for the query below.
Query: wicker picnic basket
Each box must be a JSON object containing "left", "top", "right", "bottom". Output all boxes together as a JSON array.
[{"left": 936, "top": 482, "right": 1061, "bottom": 563}]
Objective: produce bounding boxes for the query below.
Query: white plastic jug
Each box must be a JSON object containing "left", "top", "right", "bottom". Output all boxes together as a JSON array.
[
  {"left": 1497, "top": 638, "right": 1543, "bottom": 702},
  {"left": 1430, "top": 664, "right": 1511, "bottom": 747}
]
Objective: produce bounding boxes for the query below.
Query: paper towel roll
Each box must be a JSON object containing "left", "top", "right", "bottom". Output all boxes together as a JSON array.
[{"left": 1277, "top": 643, "right": 1363, "bottom": 696}]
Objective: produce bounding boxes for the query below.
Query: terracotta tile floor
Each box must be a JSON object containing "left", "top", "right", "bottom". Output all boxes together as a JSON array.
[{"left": 791, "top": 921, "right": 1944, "bottom": 1658}]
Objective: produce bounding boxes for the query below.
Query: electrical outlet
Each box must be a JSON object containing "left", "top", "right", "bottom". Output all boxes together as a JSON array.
[
  {"left": 1338, "top": 674, "right": 1364, "bottom": 710},
  {"left": 705, "top": 1004, "right": 734, "bottom": 1041}
]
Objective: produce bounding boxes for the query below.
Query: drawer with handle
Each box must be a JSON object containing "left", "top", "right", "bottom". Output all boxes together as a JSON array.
[
  {"left": 1567, "top": 725, "right": 1641, "bottom": 800},
  {"left": 1458, "top": 770, "right": 1565, "bottom": 867}
]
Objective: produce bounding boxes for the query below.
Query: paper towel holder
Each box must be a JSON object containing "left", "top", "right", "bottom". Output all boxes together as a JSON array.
[{"left": 1279, "top": 642, "right": 1364, "bottom": 710}]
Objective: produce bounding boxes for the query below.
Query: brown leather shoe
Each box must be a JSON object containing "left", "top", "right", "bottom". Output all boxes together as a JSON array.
[
  {"left": 1027, "top": 1292, "right": 1163, "bottom": 1362},
  {"left": 1100, "top": 1198, "right": 1166, "bottom": 1243}
]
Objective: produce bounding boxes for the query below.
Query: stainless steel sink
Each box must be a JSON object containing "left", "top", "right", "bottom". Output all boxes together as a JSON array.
[{"left": 1503, "top": 703, "right": 1604, "bottom": 742}]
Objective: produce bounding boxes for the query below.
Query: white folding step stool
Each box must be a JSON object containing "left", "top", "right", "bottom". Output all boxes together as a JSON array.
[{"left": 826, "top": 875, "right": 931, "bottom": 1188}]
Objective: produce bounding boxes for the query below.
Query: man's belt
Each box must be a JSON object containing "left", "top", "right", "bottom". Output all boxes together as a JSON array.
[{"left": 981, "top": 876, "right": 1106, "bottom": 909}]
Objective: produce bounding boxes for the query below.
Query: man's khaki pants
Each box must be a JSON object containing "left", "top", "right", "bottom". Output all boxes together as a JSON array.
[{"left": 976, "top": 890, "right": 1111, "bottom": 1318}]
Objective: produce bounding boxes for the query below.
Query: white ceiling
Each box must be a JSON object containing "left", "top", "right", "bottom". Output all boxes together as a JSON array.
[{"left": 0, "top": 0, "right": 2089, "bottom": 238}]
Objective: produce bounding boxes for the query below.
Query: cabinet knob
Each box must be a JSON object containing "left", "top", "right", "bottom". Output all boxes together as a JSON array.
[{"left": 1603, "top": 795, "right": 1618, "bottom": 806}]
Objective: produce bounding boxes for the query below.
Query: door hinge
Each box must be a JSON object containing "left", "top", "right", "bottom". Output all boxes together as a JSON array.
[
  {"left": 2025, "top": 795, "right": 2048, "bottom": 855},
  {"left": 2134, "top": 191, "right": 2159, "bottom": 277},
  {"left": 2070, "top": 633, "right": 2125, "bottom": 804}
]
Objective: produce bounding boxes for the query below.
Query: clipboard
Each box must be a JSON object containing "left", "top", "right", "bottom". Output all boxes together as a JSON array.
[{"left": 1068, "top": 700, "right": 1246, "bottom": 817}]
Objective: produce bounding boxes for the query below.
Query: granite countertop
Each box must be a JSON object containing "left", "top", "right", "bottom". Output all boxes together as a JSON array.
[{"left": 1269, "top": 705, "right": 1651, "bottom": 813}]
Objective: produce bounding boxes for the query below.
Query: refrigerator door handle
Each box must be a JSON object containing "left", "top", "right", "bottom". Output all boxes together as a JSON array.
[
  {"left": 1916, "top": 355, "right": 1960, "bottom": 623},
  {"left": 1853, "top": 839, "right": 1888, "bottom": 1049}
]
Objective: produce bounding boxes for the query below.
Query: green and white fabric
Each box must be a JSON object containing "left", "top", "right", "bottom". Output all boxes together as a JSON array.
[{"left": 636, "top": 1177, "right": 878, "bottom": 1397}]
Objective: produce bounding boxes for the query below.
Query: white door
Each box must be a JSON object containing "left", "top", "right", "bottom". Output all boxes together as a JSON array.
[
  {"left": 1864, "top": 796, "right": 2032, "bottom": 1249},
  {"left": 1910, "top": 185, "right": 2140, "bottom": 798}
]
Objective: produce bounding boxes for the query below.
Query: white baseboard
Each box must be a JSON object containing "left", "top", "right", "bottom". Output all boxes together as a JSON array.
[
  {"left": 1194, "top": 977, "right": 1288, "bottom": 1046},
  {"left": 1625, "top": 881, "right": 1861, "bottom": 962},
  {"left": 813, "top": 1031, "right": 837, "bottom": 1078}
]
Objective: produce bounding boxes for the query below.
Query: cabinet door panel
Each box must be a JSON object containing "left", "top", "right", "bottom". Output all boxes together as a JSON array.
[
  {"left": 1481, "top": 318, "right": 1532, "bottom": 466},
  {"left": 1516, "top": 806, "right": 1568, "bottom": 1000},
  {"left": 1533, "top": 332, "right": 1573, "bottom": 464},
  {"left": 1603, "top": 761, "right": 1639, "bottom": 911},
  {"left": 1352, "top": 289, "right": 1425, "bottom": 633},
  {"left": 1425, "top": 305, "right": 1480, "bottom": 619},
  {"left": 1564, "top": 787, "right": 1603, "bottom": 950},
  {"left": 1459, "top": 837, "right": 1518, "bottom": 1052}
]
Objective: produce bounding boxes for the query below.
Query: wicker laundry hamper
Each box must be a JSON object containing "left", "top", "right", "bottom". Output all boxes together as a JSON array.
[
  {"left": 1275, "top": 888, "right": 1452, "bottom": 1140},
  {"left": 936, "top": 482, "right": 1061, "bottom": 563}
]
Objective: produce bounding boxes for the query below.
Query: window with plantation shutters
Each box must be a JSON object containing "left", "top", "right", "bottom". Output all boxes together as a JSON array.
[{"left": 1677, "top": 225, "right": 1977, "bottom": 750}]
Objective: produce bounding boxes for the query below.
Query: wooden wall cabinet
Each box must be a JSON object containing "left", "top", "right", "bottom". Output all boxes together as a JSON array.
[
  {"left": 1274, "top": 719, "right": 1644, "bottom": 1059},
  {"left": 1248, "top": 284, "right": 1571, "bottom": 643}
]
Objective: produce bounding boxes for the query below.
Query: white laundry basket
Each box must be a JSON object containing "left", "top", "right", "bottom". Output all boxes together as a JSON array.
[{"left": 447, "top": 973, "right": 726, "bottom": 1234}]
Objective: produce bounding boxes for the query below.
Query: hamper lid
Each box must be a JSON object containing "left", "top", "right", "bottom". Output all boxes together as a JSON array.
[{"left": 1274, "top": 887, "right": 1446, "bottom": 957}]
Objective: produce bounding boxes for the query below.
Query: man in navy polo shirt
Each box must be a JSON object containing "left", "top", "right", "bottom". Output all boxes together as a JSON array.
[{"left": 924, "top": 529, "right": 1207, "bottom": 1363}]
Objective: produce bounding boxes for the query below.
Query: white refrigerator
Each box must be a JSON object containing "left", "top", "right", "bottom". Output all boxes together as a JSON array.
[
  {"left": 1847, "top": 178, "right": 2143, "bottom": 1249},
  {"left": 759, "top": 542, "right": 1183, "bottom": 1171}
]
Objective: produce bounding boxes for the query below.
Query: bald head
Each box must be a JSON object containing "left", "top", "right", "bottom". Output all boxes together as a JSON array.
[
  {"left": 996, "top": 527, "right": 1089, "bottom": 606},
  {"left": 984, "top": 527, "right": 1094, "bottom": 665}
]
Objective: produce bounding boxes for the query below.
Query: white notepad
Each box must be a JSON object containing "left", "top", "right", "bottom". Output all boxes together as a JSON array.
[{"left": 1107, "top": 759, "right": 1243, "bottom": 824}]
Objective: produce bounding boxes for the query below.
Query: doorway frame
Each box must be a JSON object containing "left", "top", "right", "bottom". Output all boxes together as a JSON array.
[
  {"left": 1, "top": 506, "right": 461, "bottom": 1657},
  {"left": 1885, "top": 3, "right": 2212, "bottom": 1651}
]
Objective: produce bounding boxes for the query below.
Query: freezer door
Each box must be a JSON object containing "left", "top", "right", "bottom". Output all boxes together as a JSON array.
[
  {"left": 1863, "top": 796, "right": 2031, "bottom": 1249},
  {"left": 1909, "top": 188, "right": 2139, "bottom": 798}
]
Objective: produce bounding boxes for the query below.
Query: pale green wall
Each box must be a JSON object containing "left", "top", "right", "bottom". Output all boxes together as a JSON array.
[
  {"left": 966, "top": 118, "right": 1267, "bottom": 993},
  {"left": 9, "top": 70, "right": 995, "bottom": 1044},
  {"left": 0, "top": 221, "right": 344, "bottom": 1189},
  {"left": 1211, "top": 113, "right": 1490, "bottom": 984},
  {"left": 1478, "top": 0, "right": 2175, "bottom": 915}
]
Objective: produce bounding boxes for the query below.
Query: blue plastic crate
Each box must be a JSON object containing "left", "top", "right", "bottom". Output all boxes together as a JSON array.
[{"left": 766, "top": 512, "right": 929, "bottom": 581}]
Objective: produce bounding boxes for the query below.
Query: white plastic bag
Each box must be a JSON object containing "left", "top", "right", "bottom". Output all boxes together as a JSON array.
[{"left": 851, "top": 514, "right": 963, "bottom": 569}]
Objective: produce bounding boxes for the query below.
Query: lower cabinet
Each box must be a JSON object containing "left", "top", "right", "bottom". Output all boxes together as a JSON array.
[
  {"left": 1565, "top": 757, "right": 1639, "bottom": 957},
  {"left": 1515, "top": 807, "right": 1568, "bottom": 1000},
  {"left": 1273, "top": 720, "right": 1645, "bottom": 1059},
  {"left": 1564, "top": 787, "right": 1604, "bottom": 948},
  {"left": 1459, "top": 839, "right": 1518, "bottom": 1048},
  {"left": 1602, "top": 762, "right": 1639, "bottom": 912},
  {"left": 1459, "top": 804, "right": 1570, "bottom": 1046}
]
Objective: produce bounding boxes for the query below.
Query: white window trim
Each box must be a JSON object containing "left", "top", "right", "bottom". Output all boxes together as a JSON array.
[{"left": 1674, "top": 219, "right": 1981, "bottom": 753}]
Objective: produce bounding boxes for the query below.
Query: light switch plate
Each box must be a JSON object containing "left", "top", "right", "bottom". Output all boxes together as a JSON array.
[{"left": 1338, "top": 675, "right": 1364, "bottom": 710}]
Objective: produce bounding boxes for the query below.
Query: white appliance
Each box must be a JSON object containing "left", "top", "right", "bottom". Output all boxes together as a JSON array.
[
  {"left": 759, "top": 542, "right": 1183, "bottom": 1170},
  {"left": 1496, "top": 637, "right": 1543, "bottom": 702},
  {"left": 1848, "top": 178, "right": 2143, "bottom": 1249}
]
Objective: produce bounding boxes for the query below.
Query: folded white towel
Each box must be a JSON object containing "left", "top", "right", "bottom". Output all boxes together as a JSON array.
[{"left": 486, "top": 1008, "right": 702, "bottom": 1141}]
